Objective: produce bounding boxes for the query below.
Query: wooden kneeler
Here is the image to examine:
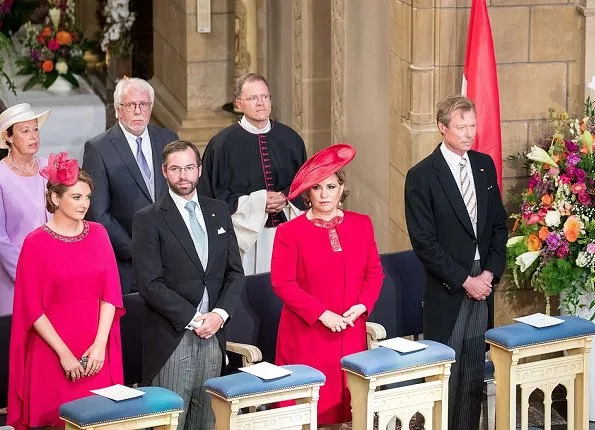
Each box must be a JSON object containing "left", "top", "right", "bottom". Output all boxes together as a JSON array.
[
  {"left": 205, "top": 364, "right": 325, "bottom": 430},
  {"left": 59, "top": 386, "right": 183, "bottom": 430},
  {"left": 342, "top": 340, "right": 455, "bottom": 430}
]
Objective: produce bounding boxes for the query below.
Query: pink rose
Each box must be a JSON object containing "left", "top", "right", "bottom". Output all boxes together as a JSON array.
[{"left": 47, "top": 39, "right": 60, "bottom": 52}]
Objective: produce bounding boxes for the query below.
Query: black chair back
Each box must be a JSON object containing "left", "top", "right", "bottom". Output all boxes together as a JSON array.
[
  {"left": 226, "top": 272, "right": 282, "bottom": 364},
  {"left": 121, "top": 293, "right": 145, "bottom": 386},
  {"left": 381, "top": 250, "right": 425, "bottom": 337},
  {"left": 0, "top": 313, "right": 10, "bottom": 408}
]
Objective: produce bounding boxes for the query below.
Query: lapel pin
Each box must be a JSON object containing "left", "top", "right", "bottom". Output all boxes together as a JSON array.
[
  {"left": 480, "top": 168, "right": 485, "bottom": 172},
  {"left": 211, "top": 213, "right": 215, "bottom": 216}
]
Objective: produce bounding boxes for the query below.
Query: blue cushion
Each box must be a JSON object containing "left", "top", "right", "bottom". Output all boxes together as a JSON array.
[
  {"left": 485, "top": 315, "right": 595, "bottom": 350},
  {"left": 204, "top": 364, "right": 325, "bottom": 399},
  {"left": 341, "top": 340, "right": 455, "bottom": 377},
  {"left": 59, "top": 387, "right": 183, "bottom": 426}
]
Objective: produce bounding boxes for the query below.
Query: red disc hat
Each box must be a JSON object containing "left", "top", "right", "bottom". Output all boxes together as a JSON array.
[{"left": 287, "top": 143, "right": 356, "bottom": 200}]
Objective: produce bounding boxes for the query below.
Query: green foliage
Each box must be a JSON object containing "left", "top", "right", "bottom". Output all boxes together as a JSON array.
[{"left": 537, "top": 259, "right": 581, "bottom": 296}]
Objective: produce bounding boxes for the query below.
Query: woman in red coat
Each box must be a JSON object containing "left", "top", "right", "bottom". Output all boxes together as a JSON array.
[{"left": 271, "top": 144, "right": 384, "bottom": 427}]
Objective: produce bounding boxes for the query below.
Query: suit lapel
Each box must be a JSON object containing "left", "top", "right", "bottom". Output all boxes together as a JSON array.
[
  {"left": 148, "top": 126, "right": 166, "bottom": 200},
  {"left": 109, "top": 125, "right": 152, "bottom": 201},
  {"left": 432, "top": 146, "right": 476, "bottom": 237},
  {"left": 469, "top": 151, "right": 488, "bottom": 237},
  {"left": 160, "top": 194, "right": 204, "bottom": 273},
  {"left": 199, "top": 196, "right": 218, "bottom": 274}
]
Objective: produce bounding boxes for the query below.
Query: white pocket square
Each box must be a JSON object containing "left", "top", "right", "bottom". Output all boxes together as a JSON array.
[{"left": 217, "top": 227, "right": 226, "bottom": 234}]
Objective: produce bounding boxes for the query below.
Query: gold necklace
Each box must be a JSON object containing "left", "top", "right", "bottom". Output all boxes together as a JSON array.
[{"left": 7, "top": 152, "right": 37, "bottom": 174}]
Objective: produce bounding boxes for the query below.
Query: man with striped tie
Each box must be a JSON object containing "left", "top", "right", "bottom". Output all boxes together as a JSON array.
[{"left": 404, "top": 95, "right": 507, "bottom": 430}]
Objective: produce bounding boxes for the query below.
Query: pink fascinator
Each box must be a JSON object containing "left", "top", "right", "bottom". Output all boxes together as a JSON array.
[{"left": 40, "top": 152, "right": 79, "bottom": 186}]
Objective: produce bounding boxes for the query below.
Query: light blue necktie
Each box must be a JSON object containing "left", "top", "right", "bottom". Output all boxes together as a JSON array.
[
  {"left": 135, "top": 136, "right": 154, "bottom": 200},
  {"left": 185, "top": 201, "right": 209, "bottom": 313}
]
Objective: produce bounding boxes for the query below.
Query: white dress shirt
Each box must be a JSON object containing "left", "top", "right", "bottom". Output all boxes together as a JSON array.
[
  {"left": 440, "top": 143, "right": 480, "bottom": 260},
  {"left": 168, "top": 189, "right": 229, "bottom": 328}
]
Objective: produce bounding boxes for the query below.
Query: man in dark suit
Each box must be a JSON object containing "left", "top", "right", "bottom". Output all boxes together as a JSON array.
[
  {"left": 132, "top": 140, "right": 244, "bottom": 430},
  {"left": 404, "top": 95, "right": 507, "bottom": 430},
  {"left": 83, "top": 78, "right": 178, "bottom": 293}
]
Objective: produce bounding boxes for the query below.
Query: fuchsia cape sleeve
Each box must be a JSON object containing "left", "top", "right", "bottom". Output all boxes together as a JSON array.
[{"left": 7, "top": 232, "right": 46, "bottom": 430}]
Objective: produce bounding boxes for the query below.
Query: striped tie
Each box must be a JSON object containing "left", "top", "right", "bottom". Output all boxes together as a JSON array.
[
  {"left": 459, "top": 158, "right": 477, "bottom": 222},
  {"left": 135, "top": 136, "right": 154, "bottom": 200}
]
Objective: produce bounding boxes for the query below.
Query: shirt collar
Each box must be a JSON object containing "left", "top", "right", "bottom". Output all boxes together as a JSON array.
[
  {"left": 119, "top": 122, "right": 149, "bottom": 144},
  {"left": 239, "top": 115, "right": 271, "bottom": 134},
  {"left": 440, "top": 142, "right": 470, "bottom": 169},
  {"left": 169, "top": 188, "right": 200, "bottom": 214}
]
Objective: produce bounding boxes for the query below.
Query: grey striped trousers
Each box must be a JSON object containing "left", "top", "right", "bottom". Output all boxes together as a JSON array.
[
  {"left": 447, "top": 260, "right": 488, "bottom": 430},
  {"left": 151, "top": 330, "right": 222, "bottom": 430}
]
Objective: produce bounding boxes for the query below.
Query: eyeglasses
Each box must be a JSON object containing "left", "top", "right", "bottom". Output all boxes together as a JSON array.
[
  {"left": 119, "top": 102, "right": 152, "bottom": 112},
  {"left": 238, "top": 94, "right": 271, "bottom": 103},
  {"left": 167, "top": 165, "right": 198, "bottom": 174}
]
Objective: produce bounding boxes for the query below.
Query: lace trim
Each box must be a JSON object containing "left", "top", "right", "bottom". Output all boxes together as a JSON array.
[
  {"left": 42, "top": 220, "right": 89, "bottom": 243},
  {"left": 310, "top": 216, "right": 344, "bottom": 252}
]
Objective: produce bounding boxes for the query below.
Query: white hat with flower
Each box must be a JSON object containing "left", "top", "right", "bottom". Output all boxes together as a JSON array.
[{"left": 0, "top": 103, "right": 51, "bottom": 149}]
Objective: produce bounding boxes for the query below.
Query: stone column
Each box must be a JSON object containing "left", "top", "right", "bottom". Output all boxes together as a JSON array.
[
  {"left": 578, "top": 0, "right": 595, "bottom": 101},
  {"left": 389, "top": 0, "right": 439, "bottom": 251},
  {"left": 332, "top": 0, "right": 390, "bottom": 251},
  {"left": 291, "top": 0, "right": 331, "bottom": 155},
  {"left": 151, "top": 0, "right": 235, "bottom": 150},
  {"left": 235, "top": 0, "right": 258, "bottom": 76}
]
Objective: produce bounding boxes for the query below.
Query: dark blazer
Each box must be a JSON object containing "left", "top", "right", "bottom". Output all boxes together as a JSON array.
[
  {"left": 404, "top": 145, "right": 507, "bottom": 344},
  {"left": 82, "top": 123, "right": 179, "bottom": 293},
  {"left": 132, "top": 193, "right": 244, "bottom": 384}
]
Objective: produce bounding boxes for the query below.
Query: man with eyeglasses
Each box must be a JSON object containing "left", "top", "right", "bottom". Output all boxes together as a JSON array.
[
  {"left": 83, "top": 77, "right": 179, "bottom": 293},
  {"left": 198, "top": 73, "right": 307, "bottom": 275},
  {"left": 132, "top": 140, "right": 243, "bottom": 430}
]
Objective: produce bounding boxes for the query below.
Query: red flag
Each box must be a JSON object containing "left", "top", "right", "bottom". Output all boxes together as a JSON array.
[{"left": 463, "top": 0, "right": 502, "bottom": 190}]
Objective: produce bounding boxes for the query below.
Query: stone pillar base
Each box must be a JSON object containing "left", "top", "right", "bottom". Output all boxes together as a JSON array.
[{"left": 151, "top": 76, "right": 235, "bottom": 150}]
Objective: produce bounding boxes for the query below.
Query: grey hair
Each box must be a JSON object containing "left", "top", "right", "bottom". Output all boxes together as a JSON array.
[{"left": 113, "top": 78, "right": 155, "bottom": 119}]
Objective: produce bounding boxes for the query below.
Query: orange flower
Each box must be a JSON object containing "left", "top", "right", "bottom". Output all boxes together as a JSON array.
[
  {"left": 538, "top": 226, "right": 549, "bottom": 241},
  {"left": 541, "top": 194, "right": 553, "bottom": 206},
  {"left": 563, "top": 215, "right": 582, "bottom": 243},
  {"left": 41, "top": 26, "right": 52, "bottom": 37},
  {"left": 552, "top": 154, "right": 560, "bottom": 163},
  {"left": 526, "top": 234, "right": 542, "bottom": 251},
  {"left": 55, "top": 31, "right": 73, "bottom": 45},
  {"left": 41, "top": 60, "right": 54, "bottom": 73}
]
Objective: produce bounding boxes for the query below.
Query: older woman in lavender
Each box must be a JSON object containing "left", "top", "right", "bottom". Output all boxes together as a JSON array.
[{"left": 0, "top": 103, "right": 52, "bottom": 315}]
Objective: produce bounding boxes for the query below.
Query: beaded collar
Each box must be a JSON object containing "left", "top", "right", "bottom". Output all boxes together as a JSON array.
[{"left": 42, "top": 220, "right": 89, "bottom": 243}]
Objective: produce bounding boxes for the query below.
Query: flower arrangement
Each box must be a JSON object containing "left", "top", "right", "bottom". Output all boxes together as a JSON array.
[
  {"left": 17, "top": 0, "right": 89, "bottom": 90},
  {"left": 100, "top": 0, "right": 135, "bottom": 58},
  {"left": 507, "top": 98, "right": 595, "bottom": 316}
]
